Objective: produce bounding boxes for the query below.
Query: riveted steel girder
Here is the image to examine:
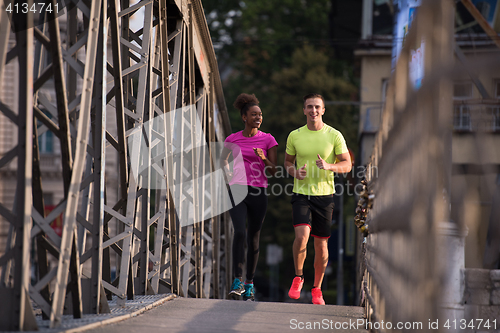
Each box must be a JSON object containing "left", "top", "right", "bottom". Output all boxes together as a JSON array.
[{"left": 0, "top": 0, "right": 232, "bottom": 330}]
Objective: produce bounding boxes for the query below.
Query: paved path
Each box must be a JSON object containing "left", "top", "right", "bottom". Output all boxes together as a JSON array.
[{"left": 83, "top": 297, "right": 368, "bottom": 333}]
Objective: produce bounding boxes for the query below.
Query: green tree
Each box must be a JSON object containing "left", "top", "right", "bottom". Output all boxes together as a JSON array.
[
  {"left": 264, "top": 44, "right": 357, "bottom": 145},
  {"left": 203, "top": 0, "right": 332, "bottom": 71},
  {"left": 202, "top": 0, "right": 336, "bottom": 128}
]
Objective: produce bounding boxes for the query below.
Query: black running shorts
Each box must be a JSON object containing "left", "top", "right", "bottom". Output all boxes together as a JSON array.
[{"left": 291, "top": 193, "right": 335, "bottom": 238}]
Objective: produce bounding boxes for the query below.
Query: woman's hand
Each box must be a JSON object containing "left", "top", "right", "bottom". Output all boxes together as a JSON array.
[
  {"left": 253, "top": 147, "right": 267, "bottom": 161},
  {"left": 225, "top": 168, "right": 233, "bottom": 182}
]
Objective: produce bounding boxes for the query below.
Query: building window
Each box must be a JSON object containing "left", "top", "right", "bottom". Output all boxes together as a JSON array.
[
  {"left": 453, "top": 105, "right": 471, "bottom": 131},
  {"left": 38, "top": 130, "right": 54, "bottom": 153},
  {"left": 372, "top": 0, "right": 394, "bottom": 35},
  {"left": 488, "top": 107, "right": 500, "bottom": 132},
  {"left": 43, "top": 192, "right": 54, "bottom": 206},
  {"left": 453, "top": 81, "right": 473, "bottom": 131},
  {"left": 491, "top": 80, "right": 500, "bottom": 132},
  {"left": 453, "top": 81, "right": 473, "bottom": 99},
  {"left": 37, "top": 109, "right": 54, "bottom": 154}
]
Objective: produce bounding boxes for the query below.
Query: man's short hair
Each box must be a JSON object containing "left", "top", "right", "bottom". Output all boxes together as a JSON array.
[{"left": 303, "top": 93, "right": 325, "bottom": 107}]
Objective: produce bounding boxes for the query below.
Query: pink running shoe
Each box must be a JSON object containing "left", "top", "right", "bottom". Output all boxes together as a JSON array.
[
  {"left": 288, "top": 277, "right": 304, "bottom": 299},
  {"left": 311, "top": 287, "right": 325, "bottom": 305}
]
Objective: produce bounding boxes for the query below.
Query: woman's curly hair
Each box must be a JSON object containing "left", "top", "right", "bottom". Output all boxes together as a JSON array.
[{"left": 233, "top": 93, "right": 259, "bottom": 117}]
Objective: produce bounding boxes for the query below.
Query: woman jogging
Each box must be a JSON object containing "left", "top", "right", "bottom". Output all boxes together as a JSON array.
[{"left": 221, "top": 93, "right": 278, "bottom": 301}]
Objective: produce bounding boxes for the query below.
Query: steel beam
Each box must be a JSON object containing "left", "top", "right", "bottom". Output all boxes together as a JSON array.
[{"left": 0, "top": 1, "right": 232, "bottom": 330}]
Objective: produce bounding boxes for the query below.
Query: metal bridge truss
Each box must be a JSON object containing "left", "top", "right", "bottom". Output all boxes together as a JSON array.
[{"left": 0, "top": 0, "right": 232, "bottom": 330}]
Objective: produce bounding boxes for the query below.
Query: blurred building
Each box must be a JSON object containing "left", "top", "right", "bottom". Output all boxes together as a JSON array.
[{"left": 356, "top": 0, "right": 500, "bottom": 269}]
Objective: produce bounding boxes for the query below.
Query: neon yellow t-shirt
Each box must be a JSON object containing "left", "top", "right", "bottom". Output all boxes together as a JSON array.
[{"left": 285, "top": 124, "right": 348, "bottom": 195}]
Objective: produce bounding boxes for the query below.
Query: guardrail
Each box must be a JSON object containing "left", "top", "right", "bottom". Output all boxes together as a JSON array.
[
  {"left": 453, "top": 101, "right": 500, "bottom": 132},
  {"left": 355, "top": 0, "right": 500, "bottom": 330}
]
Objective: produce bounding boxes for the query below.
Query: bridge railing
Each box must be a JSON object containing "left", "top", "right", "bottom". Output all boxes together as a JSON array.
[
  {"left": 0, "top": 0, "right": 233, "bottom": 330},
  {"left": 355, "top": 0, "right": 500, "bottom": 330}
]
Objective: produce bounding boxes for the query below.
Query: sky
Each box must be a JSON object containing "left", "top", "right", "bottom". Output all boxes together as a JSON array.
[{"left": 128, "top": 0, "right": 145, "bottom": 34}]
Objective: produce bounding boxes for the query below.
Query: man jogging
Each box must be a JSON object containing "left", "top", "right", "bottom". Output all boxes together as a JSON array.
[{"left": 284, "top": 93, "right": 352, "bottom": 305}]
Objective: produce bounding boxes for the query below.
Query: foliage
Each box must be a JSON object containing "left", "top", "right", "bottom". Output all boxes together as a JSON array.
[
  {"left": 203, "top": 0, "right": 332, "bottom": 73},
  {"left": 265, "top": 44, "right": 357, "bottom": 146}
]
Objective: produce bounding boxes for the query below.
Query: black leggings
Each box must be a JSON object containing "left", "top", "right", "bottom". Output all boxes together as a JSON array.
[{"left": 228, "top": 185, "right": 268, "bottom": 281}]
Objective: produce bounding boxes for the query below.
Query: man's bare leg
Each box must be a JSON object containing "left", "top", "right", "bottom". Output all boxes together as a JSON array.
[
  {"left": 313, "top": 237, "right": 329, "bottom": 288},
  {"left": 293, "top": 225, "right": 310, "bottom": 275}
]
